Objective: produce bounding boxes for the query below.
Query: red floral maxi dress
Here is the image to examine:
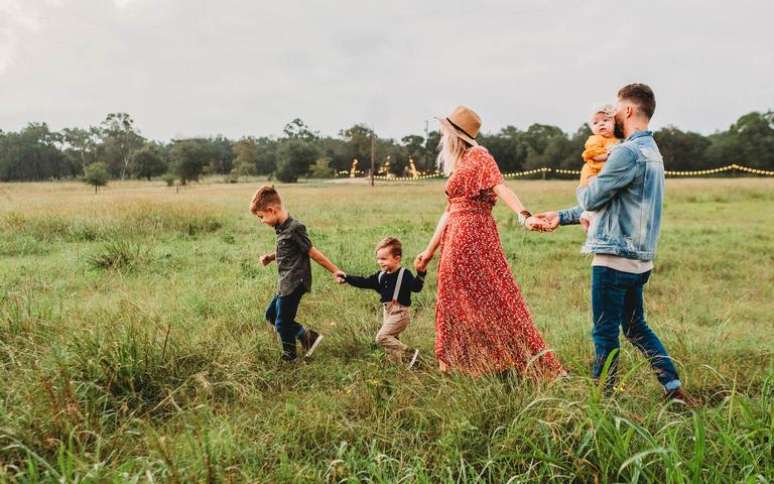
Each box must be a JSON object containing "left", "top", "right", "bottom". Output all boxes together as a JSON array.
[{"left": 435, "top": 146, "right": 563, "bottom": 377}]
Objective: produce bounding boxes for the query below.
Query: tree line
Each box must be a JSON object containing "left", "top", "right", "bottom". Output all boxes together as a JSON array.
[{"left": 1, "top": 110, "right": 772, "bottom": 183}]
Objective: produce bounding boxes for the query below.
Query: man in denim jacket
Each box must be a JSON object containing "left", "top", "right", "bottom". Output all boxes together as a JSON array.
[{"left": 533, "top": 84, "right": 691, "bottom": 403}]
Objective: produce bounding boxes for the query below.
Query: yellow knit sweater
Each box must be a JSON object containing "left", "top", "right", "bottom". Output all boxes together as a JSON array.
[{"left": 580, "top": 134, "right": 619, "bottom": 186}]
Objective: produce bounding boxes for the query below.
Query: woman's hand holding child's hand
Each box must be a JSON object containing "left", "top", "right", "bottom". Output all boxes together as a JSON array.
[{"left": 414, "top": 251, "right": 431, "bottom": 272}]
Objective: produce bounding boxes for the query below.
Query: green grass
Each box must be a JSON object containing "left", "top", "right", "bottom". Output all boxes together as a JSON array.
[{"left": 0, "top": 178, "right": 772, "bottom": 482}]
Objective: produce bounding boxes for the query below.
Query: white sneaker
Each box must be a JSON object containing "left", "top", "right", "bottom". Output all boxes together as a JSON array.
[
  {"left": 303, "top": 330, "right": 324, "bottom": 358},
  {"left": 407, "top": 349, "right": 420, "bottom": 369}
]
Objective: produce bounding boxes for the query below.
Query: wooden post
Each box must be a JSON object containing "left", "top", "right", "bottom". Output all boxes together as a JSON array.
[{"left": 370, "top": 130, "right": 375, "bottom": 187}]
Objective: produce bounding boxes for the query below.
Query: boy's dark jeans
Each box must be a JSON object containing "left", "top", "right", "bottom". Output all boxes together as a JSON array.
[
  {"left": 591, "top": 266, "right": 681, "bottom": 392},
  {"left": 265, "top": 285, "right": 307, "bottom": 359}
]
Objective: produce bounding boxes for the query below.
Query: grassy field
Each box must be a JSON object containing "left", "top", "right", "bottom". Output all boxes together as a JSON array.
[{"left": 0, "top": 177, "right": 772, "bottom": 482}]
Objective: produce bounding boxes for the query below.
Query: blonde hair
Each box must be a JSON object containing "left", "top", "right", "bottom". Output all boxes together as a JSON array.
[
  {"left": 249, "top": 185, "right": 282, "bottom": 214},
  {"left": 590, "top": 103, "right": 616, "bottom": 119},
  {"left": 437, "top": 123, "right": 472, "bottom": 175}
]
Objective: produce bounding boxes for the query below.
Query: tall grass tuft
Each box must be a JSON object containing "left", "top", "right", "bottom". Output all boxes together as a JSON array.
[{"left": 87, "top": 240, "right": 152, "bottom": 272}]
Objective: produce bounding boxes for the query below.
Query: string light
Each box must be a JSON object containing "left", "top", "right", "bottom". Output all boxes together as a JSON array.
[{"left": 364, "top": 164, "right": 774, "bottom": 182}]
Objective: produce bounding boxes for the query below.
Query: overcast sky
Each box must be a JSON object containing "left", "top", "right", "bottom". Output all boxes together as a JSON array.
[{"left": 1, "top": 0, "right": 772, "bottom": 141}]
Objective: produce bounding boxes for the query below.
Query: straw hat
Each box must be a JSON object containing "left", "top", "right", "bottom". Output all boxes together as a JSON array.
[{"left": 437, "top": 106, "right": 480, "bottom": 146}]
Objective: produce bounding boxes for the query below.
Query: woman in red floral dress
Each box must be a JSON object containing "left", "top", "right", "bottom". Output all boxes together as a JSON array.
[{"left": 415, "top": 106, "right": 563, "bottom": 377}]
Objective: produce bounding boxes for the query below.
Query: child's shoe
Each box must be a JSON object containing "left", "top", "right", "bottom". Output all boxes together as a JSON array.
[
  {"left": 280, "top": 352, "right": 297, "bottom": 363},
  {"left": 407, "top": 348, "right": 420, "bottom": 370},
  {"left": 302, "top": 330, "right": 324, "bottom": 358}
]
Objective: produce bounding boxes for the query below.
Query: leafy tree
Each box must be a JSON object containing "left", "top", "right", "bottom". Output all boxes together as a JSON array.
[
  {"left": 726, "top": 111, "right": 774, "bottom": 168},
  {"left": 232, "top": 137, "right": 259, "bottom": 176},
  {"left": 340, "top": 124, "right": 376, "bottom": 171},
  {"left": 130, "top": 144, "right": 168, "bottom": 180},
  {"left": 62, "top": 126, "right": 100, "bottom": 175},
  {"left": 401, "top": 135, "right": 427, "bottom": 170},
  {"left": 0, "top": 123, "right": 70, "bottom": 181},
  {"left": 275, "top": 139, "right": 319, "bottom": 182},
  {"left": 207, "top": 135, "right": 235, "bottom": 174},
  {"left": 84, "top": 162, "right": 109, "bottom": 193},
  {"left": 424, "top": 130, "right": 441, "bottom": 172},
  {"left": 169, "top": 139, "right": 215, "bottom": 184},
  {"left": 162, "top": 172, "right": 176, "bottom": 187},
  {"left": 480, "top": 126, "right": 528, "bottom": 173},
  {"left": 99, "top": 113, "right": 145, "bottom": 179},
  {"left": 555, "top": 123, "right": 592, "bottom": 170},
  {"left": 521, "top": 124, "right": 571, "bottom": 171},
  {"left": 655, "top": 126, "right": 712, "bottom": 171},
  {"left": 309, "top": 156, "right": 334, "bottom": 178},
  {"left": 320, "top": 137, "right": 352, "bottom": 173},
  {"left": 283, "top": 118, "right": 319, "bottom": 141},
  {"left": 380, "top": 140, "right": 408, "bottom": 175},
  {"left": 254, "top": 137, "right": 279, "bottom": 175}
]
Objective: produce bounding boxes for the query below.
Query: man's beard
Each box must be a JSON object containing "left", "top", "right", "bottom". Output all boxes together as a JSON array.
[{"left": 613, "top": 120, "right": 625, "bottom": 139}]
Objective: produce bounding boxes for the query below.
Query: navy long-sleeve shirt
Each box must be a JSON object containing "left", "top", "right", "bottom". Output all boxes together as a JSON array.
[{"left": 344, "top": 268, "right": 426, "bottom": 306}]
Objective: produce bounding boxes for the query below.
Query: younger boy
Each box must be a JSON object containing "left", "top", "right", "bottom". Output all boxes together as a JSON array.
[
  {"left": 335, "top": 237, "right": 425, "bottom": 368},
  {"left": 250, "top": 185, "right": 341, "bottom": 362}
]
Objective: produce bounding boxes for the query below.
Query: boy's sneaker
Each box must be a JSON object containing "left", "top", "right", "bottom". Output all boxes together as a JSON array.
[
  {"left": 407, "top": 349, "right": 420, "bottom": 370},
  {"left": 301, "top": 330, "right": 324, "bottom": 358}
]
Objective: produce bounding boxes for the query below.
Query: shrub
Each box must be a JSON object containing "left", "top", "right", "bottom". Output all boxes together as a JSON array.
[
  {"left": 83, "top": 162, "right": 110, "bottom": 193},
  {"left": 87, "top": 240, "right": 151, "bottom": 272},
  {"left": 274, "top": 139, "right": 319, "bottom": 183}
]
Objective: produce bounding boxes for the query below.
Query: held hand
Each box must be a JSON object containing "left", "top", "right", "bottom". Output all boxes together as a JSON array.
[
  {"left": 259, "top": 253, "right": 275, "bottom": 266},
  {"left": 414, "top": 250, "right": 432, "bottom": 272},
  {"left": 580, "top": 216, "right": 591, "bottom": 233},
  {"left": 333, "top": 270, "right": 347, "bottom": 284},
  {"left": 533, "top": 212, "right": 560, "bottom": 232},
  {"left": 525, "top": 215, "right": 549, "bottom": 232}
]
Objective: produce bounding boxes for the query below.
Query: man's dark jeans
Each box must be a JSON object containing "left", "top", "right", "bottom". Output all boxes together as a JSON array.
[
  {"left": 265, "top": 285, "right": 307, "bottom": 359},
  {"left": 591, "top": 266, "right": 681, "bottom": 392}
]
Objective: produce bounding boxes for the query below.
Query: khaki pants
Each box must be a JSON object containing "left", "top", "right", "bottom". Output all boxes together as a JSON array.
[{"left": 376, "top": 303, "right": 411, "bottom": 362}]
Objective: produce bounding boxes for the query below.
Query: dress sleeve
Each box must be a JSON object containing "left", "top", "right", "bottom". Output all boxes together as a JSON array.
[{"left": 473, "top": 147, "right": 504, "bottom": 190}]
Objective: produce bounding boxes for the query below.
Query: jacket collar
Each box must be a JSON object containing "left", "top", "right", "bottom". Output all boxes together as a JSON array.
[{"left": 626, "top": 130, "right": 653, "bottom": 141}]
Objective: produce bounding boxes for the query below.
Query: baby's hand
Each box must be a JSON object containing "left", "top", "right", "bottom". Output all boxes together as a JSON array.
[
  {"left": 580, "top": 217, "right": 590, "bottom": 233},
  {"left": 259, "top": 253, "right": 275, "bottom": 266}
]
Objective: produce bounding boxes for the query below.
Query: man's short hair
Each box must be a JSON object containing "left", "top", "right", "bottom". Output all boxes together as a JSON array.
[
  {"left": 375, "top": 237, "right": 402, "bottom": 258},
  {"left": 618, "top": 83, "right": 656, "bottom": 119},
  {"left": 250, "top": 185, "right": 282, "bottom": 213}
]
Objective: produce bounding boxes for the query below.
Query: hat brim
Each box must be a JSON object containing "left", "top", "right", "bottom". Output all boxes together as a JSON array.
[{"left": 436, "top": 117, "right": 479, "bottom": 146}]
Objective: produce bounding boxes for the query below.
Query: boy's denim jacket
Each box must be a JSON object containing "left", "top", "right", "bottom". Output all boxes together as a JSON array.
[{"left": 559, "top": 130, "right": 664, "bottom": 261}]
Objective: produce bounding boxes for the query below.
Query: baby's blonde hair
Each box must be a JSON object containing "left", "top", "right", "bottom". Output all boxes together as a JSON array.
[
  {"left": 591, "top": 104, "right": 616, "bottom": 119},
  {"left": 588, "top": 104, "right": 616, "bottom": 129}
]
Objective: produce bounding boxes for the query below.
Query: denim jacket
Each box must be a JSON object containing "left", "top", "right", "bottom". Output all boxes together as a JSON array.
[{"left": 559, "top": 130, "right": 664, "bottom": 261}]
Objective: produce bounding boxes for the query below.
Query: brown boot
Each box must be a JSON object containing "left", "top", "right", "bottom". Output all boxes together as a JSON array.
[{"left": 665, "top": 387, "right": 698, "bottom": 407}]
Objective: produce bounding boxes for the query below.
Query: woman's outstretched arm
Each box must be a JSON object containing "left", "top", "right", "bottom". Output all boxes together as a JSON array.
[
  {"left": 493, "top": 183, "right": 528, "bottom": 214},
  {"left": 493, "top": 183, "right": 548, "bottom": 230}
]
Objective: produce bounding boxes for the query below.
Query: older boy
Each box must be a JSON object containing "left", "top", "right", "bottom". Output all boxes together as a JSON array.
[{"left": 250, "top": 185, "right": 341, "bottom": 362}]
